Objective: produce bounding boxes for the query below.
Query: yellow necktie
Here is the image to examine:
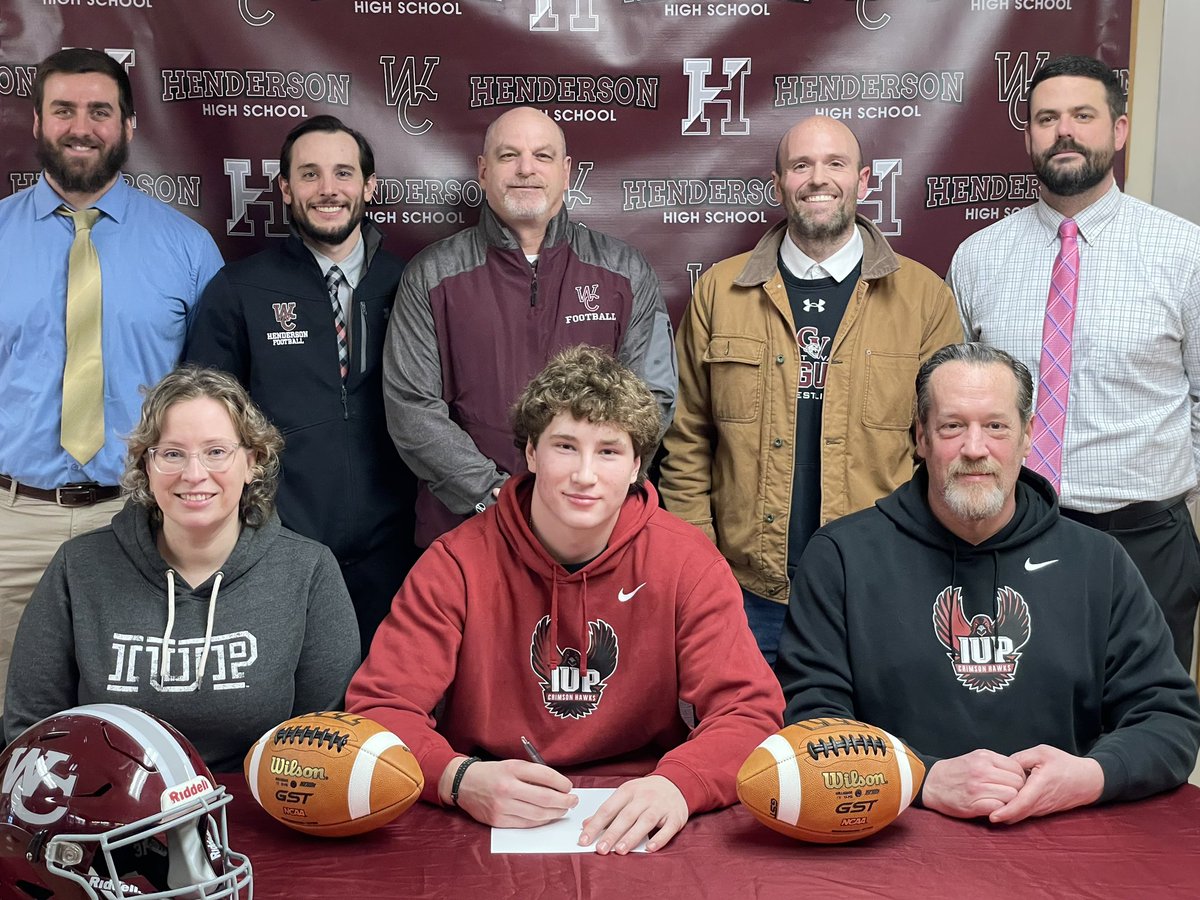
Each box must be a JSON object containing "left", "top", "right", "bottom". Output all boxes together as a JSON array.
[{"left": 58, "top": 206, "right": 105, "bottom": 465}]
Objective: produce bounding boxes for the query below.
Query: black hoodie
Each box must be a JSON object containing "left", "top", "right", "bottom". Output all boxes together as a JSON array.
[{"left": 777, "top": 466, "right": 1200, "bottom": 804}]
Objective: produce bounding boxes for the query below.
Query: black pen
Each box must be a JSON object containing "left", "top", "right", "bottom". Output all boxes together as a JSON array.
[{"left": 520, "top": 735, "right": 547, "bottom": 765}]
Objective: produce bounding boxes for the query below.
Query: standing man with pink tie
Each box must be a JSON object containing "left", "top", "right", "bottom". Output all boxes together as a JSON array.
[{"left": 949, "top": 55, "right": 1200, "bottom": 668}]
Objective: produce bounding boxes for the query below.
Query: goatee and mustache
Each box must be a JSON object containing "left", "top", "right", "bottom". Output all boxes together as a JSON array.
[
  {"left": 36, "top": 123, "right": 128, "bottom": 196},
  {"left": 942, "top": 460, "right": 1006, "bottom": 521},
  {"left": 1032, "top": 136, "right": 1113, "bottom": 197}
]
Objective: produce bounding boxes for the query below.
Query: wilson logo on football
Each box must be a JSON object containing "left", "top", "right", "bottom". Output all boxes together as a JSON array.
[
  {"left": 269, "top": 757, "right": 329, "bottom": 781},
  {"left": 821, "top": 770, "right": 886, "bottom": 790}
]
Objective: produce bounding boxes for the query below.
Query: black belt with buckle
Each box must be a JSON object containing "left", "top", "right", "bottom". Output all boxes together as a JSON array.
[
  {"left": 1060, "top": 493, "right": 1187, "bottom": 531},
  {"left": 0, "top": 474, "right": 121, "bottom": 508}
]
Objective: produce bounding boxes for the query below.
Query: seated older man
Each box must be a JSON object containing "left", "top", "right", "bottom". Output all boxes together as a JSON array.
[{"left": 777, "top": 342, "right": 1200, "bottom": 823}]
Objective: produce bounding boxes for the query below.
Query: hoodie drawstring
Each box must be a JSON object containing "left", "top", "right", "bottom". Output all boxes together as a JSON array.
[
  {"left": 549, "top": 572, "right": 560, "bottom": 670},
  {"left": 159, "top": 569, "right": 224, "bottom": 691},
  {"left": 579, "top": 571, "right": 589, "bottom": 677},
  {"left": 195, "top": 572, "right": 223, "bottom": 685},
  {"left": 159, "top": 570, "right": 177, "bottom": 687}
]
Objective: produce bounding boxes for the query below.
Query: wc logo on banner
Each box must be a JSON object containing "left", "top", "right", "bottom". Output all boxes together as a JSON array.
[
  {"left": 381, "top": 56, "right": 440, "bottom": 136},
  {"left": 239, "top": 0, "right": 274, "bottom": 26},
  {"left": 565, "top": 162, "right": 594, "bottom": 212},
  {"left": 995, "top": 51, "right": 1052, "bottom": 130},
  {"left": 854, "top": 0, "right": 891, "bottom": 30},
  {"left": 681, "top": 58, "right": 751, "bottom": 136},
  {"left": 240, "top": 0, "right": 274, "bottom": 26}
]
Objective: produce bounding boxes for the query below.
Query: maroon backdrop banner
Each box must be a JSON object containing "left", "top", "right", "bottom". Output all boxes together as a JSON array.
[{"left": 1, "top": 0, "right": 1132, "bottom": 321}]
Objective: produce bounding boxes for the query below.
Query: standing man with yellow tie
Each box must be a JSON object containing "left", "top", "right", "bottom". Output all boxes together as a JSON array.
[
  {"left": 949, "top": 55, "right": 1200, "bottom": 668},
  {"left": 0, "top": 49, "right": 223, "bottom": 718}
]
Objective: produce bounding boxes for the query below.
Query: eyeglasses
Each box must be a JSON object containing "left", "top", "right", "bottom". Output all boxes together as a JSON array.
[{"left": 147, "top": 443, "right": 243, "bottom": 475}]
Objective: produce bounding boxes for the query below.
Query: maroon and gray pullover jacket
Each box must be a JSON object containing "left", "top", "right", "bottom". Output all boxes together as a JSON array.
[{"left": 383, "top": 203, "right": 676, "bottom": 546}]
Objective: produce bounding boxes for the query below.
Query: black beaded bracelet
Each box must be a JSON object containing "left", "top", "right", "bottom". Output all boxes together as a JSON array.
[{"left": 450, "top": 756, "right": 481, "bottom": 807}]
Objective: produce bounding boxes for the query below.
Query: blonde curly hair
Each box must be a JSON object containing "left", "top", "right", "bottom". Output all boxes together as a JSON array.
[{"left": 121, "top": 366, "right": 283, "bottom": 527}]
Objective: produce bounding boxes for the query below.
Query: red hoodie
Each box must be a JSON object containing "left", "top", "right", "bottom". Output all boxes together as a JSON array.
[{"left": 346, "top": 475, "right": 783, "bottom": 813}]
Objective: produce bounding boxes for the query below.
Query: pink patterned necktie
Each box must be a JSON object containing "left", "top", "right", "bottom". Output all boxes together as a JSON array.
[{"left": 1029, "top": 218, "right": 1079, "bottom": 492}]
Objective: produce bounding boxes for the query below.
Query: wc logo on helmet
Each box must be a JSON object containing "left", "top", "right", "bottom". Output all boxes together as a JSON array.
[{"left": 2, "top": 748, "right": 78, "bottom": 826}]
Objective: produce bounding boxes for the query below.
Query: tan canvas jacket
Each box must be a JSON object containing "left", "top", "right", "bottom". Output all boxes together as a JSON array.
[{"left": 660, "top": 216, "right": 963, "bottom": 602}]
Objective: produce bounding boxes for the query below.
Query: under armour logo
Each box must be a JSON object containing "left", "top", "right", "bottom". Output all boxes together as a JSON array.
[
  {"left": 381, "top": 55, "right": 440, "bottom": 136},
  {"left": 803, "top": 299, "right": 826, "bottom": 312},
  {"left": 575, "top": 284, "right": 601, "bottom": 312}
]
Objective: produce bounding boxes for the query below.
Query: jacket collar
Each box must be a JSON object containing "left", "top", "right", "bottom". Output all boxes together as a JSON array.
[
  {"left": 478, "top": 201, "right": 572, "bottom": 252},
  {"left": 735, "top": 214, "right": 900, "bottom": 288},
  {"left": 283, "top": 217, "right": 384, "bottom": 269}
]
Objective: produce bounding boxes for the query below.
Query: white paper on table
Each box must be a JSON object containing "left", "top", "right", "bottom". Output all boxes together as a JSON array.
[{"left": 490, "top": 788, "right": 649, "bottom": 854}]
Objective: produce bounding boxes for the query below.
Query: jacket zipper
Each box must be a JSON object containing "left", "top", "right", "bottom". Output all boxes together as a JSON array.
[
  {"left": 358, "top": 300, "right": 368, "bottom": 374},
  {"left": 529, "top": 263, "right": 538, "bottom": 308},
  {"left": 341, "top": 383, "right": 348, "bottom": 420}
]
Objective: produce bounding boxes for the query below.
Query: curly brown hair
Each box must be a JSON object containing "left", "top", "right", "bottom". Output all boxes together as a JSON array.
[
  {"left": 121, "top": 366, "right": 284, "bottom": 527},
  {"left": 511, "top": 345, "right": 661, "bottom": 480}
]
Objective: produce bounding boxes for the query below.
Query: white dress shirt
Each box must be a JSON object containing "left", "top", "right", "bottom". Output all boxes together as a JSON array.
[{"left": 779, "top": 225, "right": 864, "bottom": 282}]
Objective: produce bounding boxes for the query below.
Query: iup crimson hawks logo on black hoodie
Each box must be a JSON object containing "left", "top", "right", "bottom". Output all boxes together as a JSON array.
[
  {"left": 932, "top": 585, "right": 1032, "bottom": 693},
  {"left": 529, "top": 615, "right": 619, "bottom": 719}
]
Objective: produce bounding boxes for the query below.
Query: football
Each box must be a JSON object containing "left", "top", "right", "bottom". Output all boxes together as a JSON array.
[
  {"left": 244, "top": 711, "right": 424, "bottom": 837},
  {"left": 737, "top": 718, "right": 925, "bottom": 843}
]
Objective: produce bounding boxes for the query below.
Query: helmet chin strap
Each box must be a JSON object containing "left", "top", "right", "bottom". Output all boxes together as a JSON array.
[{"left": 167, "top": 819, "right": 217, "bottom": 894}]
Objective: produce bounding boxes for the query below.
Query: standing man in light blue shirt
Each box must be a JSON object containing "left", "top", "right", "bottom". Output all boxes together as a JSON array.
[{"left": 0, "top": 49, "right": 223, "bottom": 719}]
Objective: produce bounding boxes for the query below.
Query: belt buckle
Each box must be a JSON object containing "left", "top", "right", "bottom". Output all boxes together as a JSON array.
[{"left": 55, "top": 484, "right": 97, "bottom": 507}]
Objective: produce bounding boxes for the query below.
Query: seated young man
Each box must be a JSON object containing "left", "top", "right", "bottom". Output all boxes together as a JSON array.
[{"left": 347, "top": 345, "right": 782, "bottom": 853}]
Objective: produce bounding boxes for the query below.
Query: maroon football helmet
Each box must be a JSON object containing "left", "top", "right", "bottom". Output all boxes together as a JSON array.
[{"left": 0, "top": 704, "right": 252, "bottom": 899}]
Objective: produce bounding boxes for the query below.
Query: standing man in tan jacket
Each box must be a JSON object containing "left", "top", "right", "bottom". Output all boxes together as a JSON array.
[{"left": 660, "top": 116, "right": 962, "bottom": 664}]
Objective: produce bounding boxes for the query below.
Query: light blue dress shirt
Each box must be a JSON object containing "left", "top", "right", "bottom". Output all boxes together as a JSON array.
[{"left": 0, "top": 174, "right": 224, "bottom": 489}]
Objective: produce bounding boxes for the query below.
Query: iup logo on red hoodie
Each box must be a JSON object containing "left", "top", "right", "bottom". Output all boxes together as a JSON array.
[{"left": 529, "top": 615, "right": 619, "bottom": 719}]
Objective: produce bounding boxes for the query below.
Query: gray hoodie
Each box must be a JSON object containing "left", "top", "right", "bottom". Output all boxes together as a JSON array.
[{"left": 4, "top": 502, "right": 360, "bottom": 771}]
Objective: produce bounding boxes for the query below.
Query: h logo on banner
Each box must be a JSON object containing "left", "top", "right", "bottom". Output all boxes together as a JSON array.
[
  {"left": 224, "top": 159, "right": 287, "bottom": 238},
  {"left": 681, "top": 58, "right": 751, "bottom": 136}
]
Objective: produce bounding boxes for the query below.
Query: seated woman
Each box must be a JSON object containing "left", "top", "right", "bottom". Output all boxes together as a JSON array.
[{"left": 3, "top": 366, "right": 360, "bottom": 770}]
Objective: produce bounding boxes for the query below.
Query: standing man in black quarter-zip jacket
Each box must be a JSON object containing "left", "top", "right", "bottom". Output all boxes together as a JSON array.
[{"left": 187, "top": 116, "right": 417, "bottom": 656}]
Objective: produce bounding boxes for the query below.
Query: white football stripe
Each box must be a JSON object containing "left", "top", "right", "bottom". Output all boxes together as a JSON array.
[
  {"left": 72, "top": 704, "right": 197, "bottom": 785},
  {"left": 246, "top": 728, "right": 274, "bottom": 806},
  {"left": 761, "top": 734, "right": 801, "bottom": 826},
  {"left": 347, "top": 731, "right": 407, "bottom": 819},
  {"left": 881, "top": 729, "right": 914, "bottom": 811}
]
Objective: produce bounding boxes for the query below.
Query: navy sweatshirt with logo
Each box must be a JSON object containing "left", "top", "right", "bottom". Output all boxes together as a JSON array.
[{"left": 777, "top": 466, "right": 1200, "bottom": 804}]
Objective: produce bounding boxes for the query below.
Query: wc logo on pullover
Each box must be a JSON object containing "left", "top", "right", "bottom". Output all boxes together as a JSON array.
[
  {"left": 932, "top": 586, "right": 1031, "bottom": 693},
  {"left": 529, "top": 615, "right": 619, "bottom": 719}
]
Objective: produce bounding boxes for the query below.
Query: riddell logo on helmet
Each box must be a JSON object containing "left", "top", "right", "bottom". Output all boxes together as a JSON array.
[
  {"left": 88, "top": 875, "right": 143, "bottom": 895},
  {"left": 160, "top": 776, "right": 213, "bottom": 811}
]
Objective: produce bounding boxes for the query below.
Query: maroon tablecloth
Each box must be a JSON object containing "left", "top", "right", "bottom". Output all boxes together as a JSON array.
[{"left": 219, "top": 774, "right": 1200, "bottom": 899}]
